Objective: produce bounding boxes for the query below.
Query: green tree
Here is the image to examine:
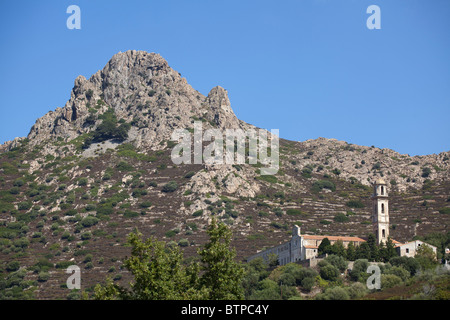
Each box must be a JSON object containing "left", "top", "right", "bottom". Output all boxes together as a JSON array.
[
  {"left": 346, "top": 242, "right": 356, "bottom": 261},
  {"left": 319, "top": 264, "right": 340, "bottom": 281},
  {"left": 318, "top": 238, "right": 332, "bottom": 255},
  {"left": 366, "top": 234, "right": 379, "bottom": 261},
  {"left": 356, "top": 242, "right": 371, "bottom": 260},
  {"left": 330, "top": 240, "right": 346, "bottom": 258},
  {"left": 324, "top": 254, "right": 348, "bottom": 273},
  {"left": 384, "top": 237, "right": 398, "bottom": 261},
  {"left": 93, "top": 231, "right": 206, "bottom": 300},
  {"left": 349, "top": 259, "right": 369, "bottom": 282},
  {"left": 415, "top": 244, "right": 438, "bottom": 271},
  {"left": 389, "top": 256, "right": 420, "bottom": 277},
  {"left": 197, "top": 218, "right": 245, "bottom": 300}
]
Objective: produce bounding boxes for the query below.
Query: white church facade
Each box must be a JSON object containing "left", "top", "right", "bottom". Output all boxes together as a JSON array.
[{"left": 247, "top": 179, "right": 436, "bottom": 265}]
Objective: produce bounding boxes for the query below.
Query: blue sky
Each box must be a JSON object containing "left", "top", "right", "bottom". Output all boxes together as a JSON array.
[{"left": 0, "top": 0, "right": 449, "bottom": 156}]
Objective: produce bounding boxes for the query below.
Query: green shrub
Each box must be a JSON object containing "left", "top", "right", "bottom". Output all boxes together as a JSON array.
[
  {"left": 83, "top": 254, "right": 93, "bottom": 263},
  {"left": 162, "top": 181, "right": 178, "bottom": 193},
  {"left": 165, "top": 230, "right": 177, "bottom": 238},
  {"left": 346, "top": 200, "right": 365, "bottom": 208},
  {"left": 286, "top": 208, "right": 304, "bottom": 216},
  {"left": 312, "top": 180, "right": 336, "bottom": 192},
  {"left": 123, "top": 210, "right": 139, "bottom": 218},
  {"left": 77, "top": 177, "right": 88, "bottom": 186},
  {"left": 38, "top": 272, "right": 50, "bottom": 282},
  {"left": 184, "top": 171, "right": 195, "bottom": 179},
  {"left": 6, "top": 261, "right": 20, "bottom": 272},
  {"left": 18, "top": 201, "right": 32, "bottom": 211},
  {"left": 334, "top": 213, "right": 349, "bottom": 223},
  {"left": 257, "top": 175, "right": 278, "bottom": 184},
  {"left": 82, "top": 109, "right": 130, "bottom": 149},
  {"left": 178, "top": 239, "right": 189, "bottom": 247},
  {"left": 253, "top": 208, "right": 268, "bottom": 217},
  {"left": 55, "top": 261, "right": 73, "bottom": 269},
  {"left": 13, "top": 179, "right": 25, "bottom": 187},
  {"left": 116, "top": 161, "right": 134, "bottom": 172},
  {"left": 319, "top": 264, "right": 339, "bottom": 281},
  {"left": 381, "top": 274, "right": 403, "bottom": 289},
  {"left": 81, "top": 232, "right": 92, "bottom": 240},
  {"left": 80, "top": 216, "right": 99, "bottom": 228},
  {"left": 139, "top": 201, "right": 152, "bottom": 208},
  {"left": 421, "top": 167, "right": 432, "bottom": 178},
  {"left": 192, "top": 210, "right": 203, "bottom": 217}
]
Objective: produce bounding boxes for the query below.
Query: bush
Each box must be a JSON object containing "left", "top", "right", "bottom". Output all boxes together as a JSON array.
[
  {"left": 385, "top": 265, "right": 410, "bottom": 282},
  {"left": 82, "top": 109, "right": 130, "bottom": 149},
  {"left": 55, "top": 261, "right": 73, "bottom": 269},
  {"left": 77, "top": 177, "right": 88, "bottom": 186},
  {"left": 320, "top": 264, "right": 340, "bottom": 281},
  {"left": 18, "top": 201, "right": 32, "bottom": 211},
  {"left": 80, "top": 216, "right": 99, "bottom": 228},
  {"left": 6, "top": 261, "right": 20, "bottom": 272},
  {"left": 301, "top": 277, "right": 315, "bottom": 291},
  {"left": 83, "top": 254, "right": 93, "bottom": 263},
  {"left": 81, "top": 232, "right": 92, "bottom": 240},
  {"left": 162, "top": 181, "right": 178, "bottom": 193},
  {"left": 192, "top": 210, "right": 203, "bottom": 217},
  {"left": 334, "top": 213, "right": 349, "bottom": 223},
  {"left": 389, "top": 256, "right": 420, "bottom": 276},
  {"left": 165, "top": 230, "right": 177, "bottom": 238},
  {"left": 346, "top": 200, "right": 365, "bottom": 208},
  {"left": 38, "top": 272, "right": 50, "bottom": 282},
  {"left": 123, "top": 210, "right": 139, "bottom": 218},
  {"left": 178, "top": 239, "right": 189, "bottom": 247},
  {"left": 116, "top": 161, "right": 134, "bottom": 172},
  {"left": 13, "top": 179, "right": 25, "bottom": 187},
  {"left": 286, "top": 208, "right": 304, "bottom": 216},
  {"left": 312, "top": 180, "right": 336, "bottom": 192},
  {"left": 257, "top": 175, "right": 278, "bottom": 184},
  {"left": 349, "top": 259, "right": 369, "bottom": 281},
  {"left": 381, "top": 274, "right": 403, "bottom": 289},
  {"left": 184, "top": 171, "right": 196, "bottom": 179},
  {"left": 316, "top": 287, "right": 349, "bottom": 300},
  {"left": 139, "top": 201, "right": 152, "bottom": 208},
  {"left": 421, "top": 167, "right": 432, "bottom": 178},
  {"left": 324, "top": 255, "right": 348, "bottom": 272},
  {"left": 345, "top": 282, "right": 368, "bottom": 299}
]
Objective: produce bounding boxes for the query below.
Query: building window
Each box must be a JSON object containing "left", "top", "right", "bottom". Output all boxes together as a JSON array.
[
  {"left": 382, "top": 229, "right": 385, "bottom": 238},
  {"left": 406, "top": 248, "right": 409, "bottom": 254},
  {"left": 381, "top": 186, "right": 384, "bottom": 195},
  {"left": 381, "top": 203, "right": 385, "bottom": 214}
]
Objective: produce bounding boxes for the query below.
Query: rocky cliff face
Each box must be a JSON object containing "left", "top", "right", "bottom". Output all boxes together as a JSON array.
[{"left": 13, "top": 50, "right": 243, "bottom": 153}]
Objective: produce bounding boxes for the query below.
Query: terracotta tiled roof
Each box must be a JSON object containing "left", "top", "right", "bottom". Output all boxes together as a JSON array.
[
  {"left": 304, "top": 245, "right": 319, "bottom": 249},
  {"left": 302, "top": 234, "right": 366, "bottom": 242}
]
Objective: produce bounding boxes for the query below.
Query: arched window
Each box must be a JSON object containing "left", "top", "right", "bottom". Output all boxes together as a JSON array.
[
  {"left": 381, "top": 203, "right": 385, "bottom": 213},
  {"left": 381, "top": 186, "right": 384, "bottom": 195},
  {"left": 382, "top": 229, "right": 386, "bottom": 238}
]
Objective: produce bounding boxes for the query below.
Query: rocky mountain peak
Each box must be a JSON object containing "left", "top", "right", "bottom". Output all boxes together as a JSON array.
[{"left": 13, "top": 50, "right": 244, "bottom": 153}]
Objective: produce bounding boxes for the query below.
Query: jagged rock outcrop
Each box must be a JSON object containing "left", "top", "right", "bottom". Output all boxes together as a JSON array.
[{"left": 14, "top": 50, "right": 244, "bottom": 151}]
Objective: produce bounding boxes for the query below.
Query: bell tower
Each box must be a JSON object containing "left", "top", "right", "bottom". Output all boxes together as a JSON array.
[{"left": 372, "top": 179, "right": 389, "bottom": 244}]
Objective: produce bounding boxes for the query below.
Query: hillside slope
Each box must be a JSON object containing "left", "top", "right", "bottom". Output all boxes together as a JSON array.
[{"left": 0, "top": 50, "right": 449, "bottom": 299}]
